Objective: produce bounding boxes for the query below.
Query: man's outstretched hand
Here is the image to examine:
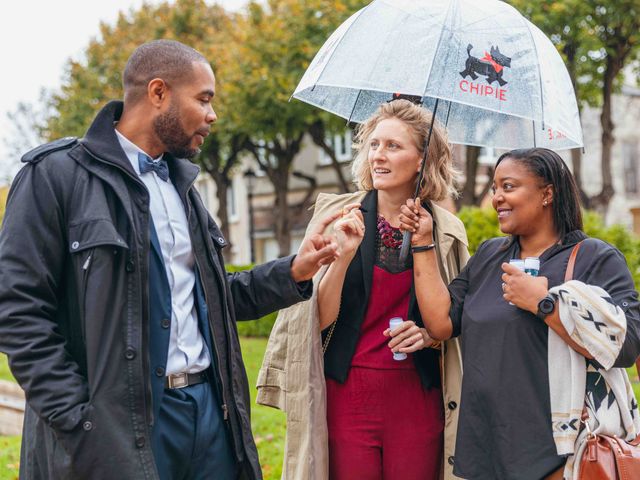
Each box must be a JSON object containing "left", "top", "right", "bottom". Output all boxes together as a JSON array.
[{"left": 290, "top": 211, "right": 341, "bottom": 282}]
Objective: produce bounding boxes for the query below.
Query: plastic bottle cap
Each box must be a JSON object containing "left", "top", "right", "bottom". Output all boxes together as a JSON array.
[
  {"left": 389, "top": 317, "right": 403, "bottom": 330},
  {"left": 509, "top": 259, "right": 525, "bottom": 271}
]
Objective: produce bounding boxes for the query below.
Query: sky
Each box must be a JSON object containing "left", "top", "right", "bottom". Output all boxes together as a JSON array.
[{"left": 0, "top": 0, "right": 247, "bottom": 182}]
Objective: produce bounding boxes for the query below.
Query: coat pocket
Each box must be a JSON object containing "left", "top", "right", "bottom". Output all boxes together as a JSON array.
[
  {"left": 256, "top": 366, "right": 286, "bottom": 410},
  {"left": 67, "top": 219, "right": 129, "bottom": 345},
  {"left": 68, "top": 218, "right": 128, "bottom": 253}
]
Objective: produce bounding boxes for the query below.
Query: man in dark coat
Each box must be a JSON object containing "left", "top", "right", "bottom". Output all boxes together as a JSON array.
[{"left": 0, "top": 40, "right": 338, "bottom": 480}]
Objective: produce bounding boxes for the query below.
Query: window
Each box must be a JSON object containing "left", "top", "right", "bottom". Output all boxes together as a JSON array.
[
  {"left": 197, "top": 178, "right": 210, "bottom": 210},
  {"left": 227, "top": 181, "right": 238, "bottom": 222},
  {"left": 478, "top": 147, "right": 497, "bottom": 165},
  {"left": 623, "top": 142, "right": 638, "bottom": 194},
  {"left": 320, "top": 129, "right": 353, "bottom": 165}
]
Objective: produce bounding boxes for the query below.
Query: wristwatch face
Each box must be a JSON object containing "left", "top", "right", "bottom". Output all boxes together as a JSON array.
[{"left": 538, "top": 297, "right": 555, "bottom": 315}]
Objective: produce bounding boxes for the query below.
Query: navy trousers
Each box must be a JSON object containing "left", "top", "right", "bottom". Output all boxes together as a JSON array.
[{"left": 151, "top": 381, "right": 237, "bottom": 480}]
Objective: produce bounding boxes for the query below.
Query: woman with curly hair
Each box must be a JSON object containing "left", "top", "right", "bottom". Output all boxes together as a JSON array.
[{"left": 316, "top": 99, "right": 468, "bottom": 479}]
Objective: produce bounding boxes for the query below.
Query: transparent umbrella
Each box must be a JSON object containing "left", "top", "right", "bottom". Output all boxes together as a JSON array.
[
  {"left": 293, "top": 0, "right": 583, "bottom": 151},
  {"left": 293, "top": 0, "right": 583, "bottom": 259}
]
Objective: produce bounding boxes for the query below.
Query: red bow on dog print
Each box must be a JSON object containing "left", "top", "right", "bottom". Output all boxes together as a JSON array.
[{"left": 482, "top": 51, "right": 503, "bottom": 73}]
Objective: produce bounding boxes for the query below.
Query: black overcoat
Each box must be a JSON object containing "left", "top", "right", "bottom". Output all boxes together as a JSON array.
[{"left": 0, "top": 101, "right": 309, "bottom": 479}]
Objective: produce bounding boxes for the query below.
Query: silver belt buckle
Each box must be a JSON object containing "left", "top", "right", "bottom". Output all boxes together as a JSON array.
[{"left": 167, "top": 372, "right": 189, "bottom": 389}]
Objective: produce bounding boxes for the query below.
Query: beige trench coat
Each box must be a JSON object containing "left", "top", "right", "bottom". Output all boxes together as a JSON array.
[{"left": 257, "top": 191, "right": 470, "bottom": 480}]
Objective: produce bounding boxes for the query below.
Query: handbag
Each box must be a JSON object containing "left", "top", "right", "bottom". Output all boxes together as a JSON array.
[
  {"left": 578, "top": 408, "right": 640, "bottom": 479},
  {"left": 564, "top": 242, "right": 640, "bottom": 479}
]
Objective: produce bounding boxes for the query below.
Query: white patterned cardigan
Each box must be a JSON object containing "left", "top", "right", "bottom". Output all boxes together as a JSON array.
[{"left": 547, "top": 280, "right": 640, "bottom": 478}]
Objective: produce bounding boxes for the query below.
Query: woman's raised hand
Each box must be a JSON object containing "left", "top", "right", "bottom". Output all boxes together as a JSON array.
[
  {"left": 333, "top": 203, "right": 365, "bottom": 258},
  {"left": 399, "top": 198, "right": 434, "bottom": 246}
]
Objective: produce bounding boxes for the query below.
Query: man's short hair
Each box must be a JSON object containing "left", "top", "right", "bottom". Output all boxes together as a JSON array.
[{"left": 123, "top": 39, "right": 208, "bottom": 104}]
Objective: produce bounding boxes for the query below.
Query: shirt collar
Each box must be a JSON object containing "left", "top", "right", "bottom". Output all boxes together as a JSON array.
[{"left": 114, "top": 128, "right": 164, "bottom": 175}]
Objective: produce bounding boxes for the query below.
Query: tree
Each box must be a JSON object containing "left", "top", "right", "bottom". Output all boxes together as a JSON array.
[
  {"left": 508, "top": 0, "right": 599, "bottom": 204},
  {"left": 456, "top": 146, "right": 494, "bottom": 208},
  {"left": 224, "top": 0, "right": 366, "bottom": 256},
  {"left": 0, "top": 185, "right": 8, "bottom": 224},
  {"left": 510, "top": 0, "right": 640, "bottom": 214},
  {"left": 34, "top": 0, "right": 245, "bottom": 256},
  {"left": 584, "top": 0, "right": 640, "bottom": 214}
]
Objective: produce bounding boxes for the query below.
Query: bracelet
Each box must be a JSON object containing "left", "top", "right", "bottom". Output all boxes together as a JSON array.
[{"left": 411, "top": 243, "right": 436, "bottom": 254}]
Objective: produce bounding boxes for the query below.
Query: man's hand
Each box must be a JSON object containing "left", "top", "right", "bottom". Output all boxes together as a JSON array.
[{"left": 290, "top": 211, "right": 341, "bottom": 282}]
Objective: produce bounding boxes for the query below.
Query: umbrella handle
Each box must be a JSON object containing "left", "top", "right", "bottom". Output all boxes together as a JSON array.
[
  {"left": 399, "top": 230, "right": 412, "bottom": 264},
  {"left": 398, "top": 97, "right": 440, "bottom": 265}
]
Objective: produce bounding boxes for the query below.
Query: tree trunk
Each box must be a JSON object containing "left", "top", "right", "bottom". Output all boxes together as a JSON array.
[
  {"left": 591, "top": 56, "right": 619, "bottom": 216},
  {"left": 570, "top": 148, "right": 591, "bottom": 209},
  {"left": 248, "top": 133, "right": 305, "bottom": 258},
  {"left": 563, "top": 43, "right": 589, "bottom": 206},
  {"left": 272, "top": 167, "right": 291, "bottom": 257},
  {"left": 204, "top": 167, "right": 233, "bottom": 263},
  {"left": 457, "top": 145, "right": 481, "bottom": 208}
]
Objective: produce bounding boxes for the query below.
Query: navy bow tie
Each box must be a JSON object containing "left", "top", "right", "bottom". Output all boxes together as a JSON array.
[{"left": 138, "top": 152, "right": 169, "bottom": 182}]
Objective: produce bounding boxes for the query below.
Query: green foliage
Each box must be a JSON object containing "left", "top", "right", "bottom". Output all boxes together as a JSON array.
[
  {"left": 227, "top": 264, "right": 278, "bottom": 337},
  {"left": 457, "top": 207, "right": 640, "bottom": 287},
  {"left": 457, "top": 207, "right": 503, "bottom": 255},
  {"left": 2, "top": 348, "right": 639, "bottom": 480},
  {"left": 43, "top": 0, "right": 230, "bottom": 140},
  {"left": 0, "top": 353, "right": 14, "bottom": 383},
  {"left": 582, "top": 211, "right": 640, "bottom": 286},
  {"left": 240, "top": 337, "right": 286, "bottom": 479},
  {"left": 0, "top": 341, "right": 286, "bottom": 480},
  {"left": 0, "top": 436, "right": 20, "bottom": 479},
  {"left": 507, "top": 0, "right": 602, "bottom": 108},
  {"left": 0, "top": 186, "right": 8, "bottom": 225}
]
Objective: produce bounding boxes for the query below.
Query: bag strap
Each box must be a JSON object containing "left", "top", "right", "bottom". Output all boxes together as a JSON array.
[
  {"left": 564, "top": 240, "right": 583, "bottom": 283},
  {"left": 322, "top": 320, "right": 337, "bottom": 354}
]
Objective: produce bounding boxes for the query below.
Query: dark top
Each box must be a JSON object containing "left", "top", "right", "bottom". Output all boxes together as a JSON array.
[
  {"left": 323, "top": 190, "right": 440, "bottom": 389},
  {"left": 448, "top": 231, "right": 640, "bottom": 480},
  {"left": 349, "top": 215, "right": 415, "bottom": 369}
]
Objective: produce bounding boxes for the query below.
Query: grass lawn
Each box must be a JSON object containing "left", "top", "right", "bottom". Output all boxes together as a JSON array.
[
  {"left": 1, "top": 342, "right": 640, "bottom": 480},
  {"left": 0, "top": 339, "right": 286, "bottom": 480}
]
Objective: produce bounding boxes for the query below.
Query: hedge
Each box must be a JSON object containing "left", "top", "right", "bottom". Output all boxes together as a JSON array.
[
  {"left": 459, "top": 207, "right": 640, "bottom": 287},
  {"left": 226, "top": 264, "right": 279, "bottom": 337},
  {"left": 228, "top": 208, "right": 640, "bottom": 338}
]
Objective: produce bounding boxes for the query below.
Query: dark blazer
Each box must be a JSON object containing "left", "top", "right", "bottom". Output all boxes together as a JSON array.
[
  {"left": 322, "top": 190, "right": 440, "bottom": 389},
  {"left": 0, "top": 101, "right": 310, "bottom": 480}
]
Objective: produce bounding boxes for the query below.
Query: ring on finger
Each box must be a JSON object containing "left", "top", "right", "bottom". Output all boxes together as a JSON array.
[{"left": 501, "top": 282, "right": 506, "bottom": 291}]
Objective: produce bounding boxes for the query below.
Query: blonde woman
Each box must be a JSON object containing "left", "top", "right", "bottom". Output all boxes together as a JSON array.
[{"left": 317, "top": 99, "right": 468, "bottom": 479}]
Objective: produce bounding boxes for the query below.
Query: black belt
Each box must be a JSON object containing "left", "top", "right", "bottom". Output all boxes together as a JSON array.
[{"left": 165, "top": 371, "right": 207, "bottom": 389}]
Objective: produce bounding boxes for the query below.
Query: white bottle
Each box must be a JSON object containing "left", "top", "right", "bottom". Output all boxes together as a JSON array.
[
  {"left": 389, "top": 317, "right": 408, "bottom": 361},
  {"left": 524, "top": 257, "right": 540, "bottom": 276},
  {"left": 509, "top": 258, "right": 525, "bottom": 272},
  {"left": 507, "top": 259, "right": 525, "bottom": 305}
]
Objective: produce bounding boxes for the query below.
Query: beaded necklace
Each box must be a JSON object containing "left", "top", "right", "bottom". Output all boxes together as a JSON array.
[{"left": 376, "top": 214, "right": 403, "bottom": 249}]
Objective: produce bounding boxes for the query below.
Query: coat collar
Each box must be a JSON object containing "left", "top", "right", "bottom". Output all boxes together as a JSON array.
[
  {"left": 430, "top": 202, "right": 468, "bottom": 260},
  {"left": 359, "top": 190, "right": 378, "bottom": 301},
  {"left": 79, "top": 100, "right": 200, "bottom": 198}
]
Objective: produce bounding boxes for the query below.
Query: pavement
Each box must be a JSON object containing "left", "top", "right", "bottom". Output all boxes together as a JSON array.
[{"left": 0, "top": 379, "right": 24, "bottom": 436}]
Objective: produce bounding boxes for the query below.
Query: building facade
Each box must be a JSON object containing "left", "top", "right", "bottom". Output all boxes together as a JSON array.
[{"left": 198, "top": 88, "right": 640, "bottom": 264}]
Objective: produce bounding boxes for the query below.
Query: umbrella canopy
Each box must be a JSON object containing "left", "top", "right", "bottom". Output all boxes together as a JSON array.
[{"left": 293, "top": 0, "right": 583, "bottom": 150}]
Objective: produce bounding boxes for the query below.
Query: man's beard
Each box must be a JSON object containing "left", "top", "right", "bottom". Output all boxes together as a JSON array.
[{"left": 153, "top": 100, "right": 199, "bottom": 159}]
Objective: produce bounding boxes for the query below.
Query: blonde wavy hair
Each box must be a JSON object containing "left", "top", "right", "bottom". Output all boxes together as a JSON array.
[{"left": 351, "top": 99, "right": 460, "bottom": 202}]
